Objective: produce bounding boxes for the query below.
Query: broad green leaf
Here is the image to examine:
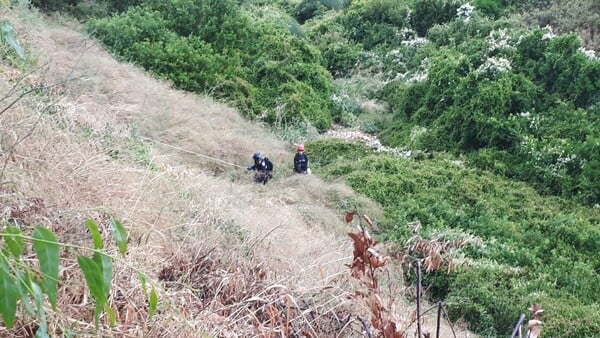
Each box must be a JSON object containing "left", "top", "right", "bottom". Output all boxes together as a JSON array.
[
  {"left": 0, "top": 20, "right": 25, "bottom": 59},
  {"left": 92, "top": 252, "right": 112, "bottom": 299},
  {"left": 77, "top": 256, "right": 106, "bottom": 328},
  {"left": 16, "top": 270, "right": 34, "bottom": 315},
  {"left": 148, "top": 287, "right": 158, "bottom": 321},
  {"left": 86, "top": 219, "right": 104, "bottom": 250},
  {"left": 32, "top": 227, "right": 59, "bottom": 309},
  {"left": 4, "top": 226, "right": 24, "bottom": 258},
  {"left": 0, "top": 257, "right": 18, "bottom": 328},
  {"left": 109, "top": 219, "right": 128, "bottom": 256}
]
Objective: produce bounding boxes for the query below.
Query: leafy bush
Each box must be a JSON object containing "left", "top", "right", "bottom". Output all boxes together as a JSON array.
[
  {"left": 291, "top": 0, "right": 348, "bottom": 23},
  {"left": 145, "top": 0, "right": 251, "bottom": 52},
  {"left": 409, "top": 0, "right": 461, "bottom": 37},
  {"left": 30, "top": 0, "right": 143, "bottom": 18},
  {"left": 87, "top": 1, "right": 334, "bottom": 130},
  {"left": 306, "top": 139, "right": 371, "bottom": 169},
  {"left": 305, "top": 18, "right": 363, "bottom": 77},
  {"left": 338, "top": 0, "right": 409, "bottom": 49},
  {"left": 541, "top": 300, "right": 600, "bottom": 337},
  {"left": 128, "top": 36, "right": 224, "bottom": 93},
  {"left": 316, "top": 147, "right": 600, "bottom": 336},
  {"left": 86, "top": 7, "right": 172, "bottom": 56}
]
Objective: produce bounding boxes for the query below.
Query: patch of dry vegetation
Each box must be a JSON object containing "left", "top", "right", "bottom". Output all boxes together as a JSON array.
[{"left": 1, "top": 5, "right": 475, "bottom": 337}]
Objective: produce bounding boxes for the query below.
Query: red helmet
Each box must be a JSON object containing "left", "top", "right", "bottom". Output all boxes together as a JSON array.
[{"left": 297, "top": 144, "right": 304, "bottom": 151}]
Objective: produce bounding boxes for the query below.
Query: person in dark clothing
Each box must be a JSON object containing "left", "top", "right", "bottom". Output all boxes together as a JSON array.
[
  {"left": 247, "top": 152, "right": 273, "bottom": 184},
  {"left": 293, "top": 144, "right": 309, "bottom": 174}
]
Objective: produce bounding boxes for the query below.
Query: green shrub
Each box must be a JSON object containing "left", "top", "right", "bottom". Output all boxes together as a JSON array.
[
  {"left": 338, "top": 0, "right": 409, "bottom": 49},
  {"left": 410, "top": 0, "right": 461, "bottom": 37},
  {"left": 86, "top": 7, "right": 172, "bottom": 56},
  {"left": 316, "top": 146, "right": 600, "bottom": 335},
  {"left": 542, "top": 300, "right": 600, "bottom": 337},
  {"left": 305, "top": 19, "right": 363, "bottom": 77},
  {"left": 292, "top": 0, "right": 337, "bottom": 23},
  {"left": 538, "top": 35, "right": 600, "bottom": 107},
  {"left": 128, "top": 36, "right": 223, "bottom": 93},
  {"left": 444, "top": 263, "right": 526, "bottom": 336},
  {"left": 306, "top": 139, "right": 371, "bottom": 169},
  {"left": 30, "top": 0, "right": 143, "bottom": 18},
  {"left": 145, "top": 0, "right": 251, "bottom": 52}
]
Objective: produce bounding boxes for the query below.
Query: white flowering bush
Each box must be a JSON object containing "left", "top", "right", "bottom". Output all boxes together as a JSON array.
[
  {"left": 456, "top": 3, "right": 474, "bottom": 22},
  {"left": 475, "top": 56, "right": 512, "bottom": 77}
]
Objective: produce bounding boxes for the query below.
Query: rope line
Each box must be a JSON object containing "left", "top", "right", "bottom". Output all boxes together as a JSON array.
[{"left": 140, "top": 136, "right": 247, "bottom": 169}]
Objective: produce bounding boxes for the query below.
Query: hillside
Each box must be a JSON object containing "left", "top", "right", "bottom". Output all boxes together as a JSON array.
[{"left": 0, "top": 6, "right": 475, "bottom": 337}]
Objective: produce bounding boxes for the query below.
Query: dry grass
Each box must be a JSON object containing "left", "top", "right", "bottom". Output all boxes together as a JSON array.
[{"left": 1, "top": 5, "right": 475, "bottom": 337}]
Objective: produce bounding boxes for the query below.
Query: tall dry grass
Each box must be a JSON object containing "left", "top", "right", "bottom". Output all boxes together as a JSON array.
[{"left": 1, "top": 5, "right": 475, "bottom": 337}]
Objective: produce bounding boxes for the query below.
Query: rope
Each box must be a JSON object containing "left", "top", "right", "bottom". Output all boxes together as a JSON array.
[{"left": 140, "top": 136, "right": 247, "bottom": 169}]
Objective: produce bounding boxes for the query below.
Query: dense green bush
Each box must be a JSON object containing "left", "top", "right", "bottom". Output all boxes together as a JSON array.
[
  {"left": 144, "top": 0, "right": 251, "bottom": 52},
  {"left": 338, "top": 0, "right": 409, "bottom": 49},
  {"left": 409, "top": 0, "right": 461, "bottom": 37},
  {"left": 305, "top": 18, "right": 363, "bottom": 77},
  {"left": 244, "top": 20, "right": 333, "bottom": 129},
  {"left": 292, "top": 0, "right": 347, "bottom": 23},
  {"left": 306, "top": 139, "right": 371, "bottom": 169},
  {"left": 30, "top": 0, "right": 143, "bottom": 18},
  {"left": 541, "top": 300, "right": 600, "bottom": 337},
  {"left": 86, "top": 7, "right": 172, "bottom": 56},
  {"left": 87, "top": 0, "right": 334, "bottom": 130},
  {"left": 380, "top": 22, "right": 600, "bottom": 204},
  {"left": 316, "top": 145, "right": 600, "bottom": 336}
]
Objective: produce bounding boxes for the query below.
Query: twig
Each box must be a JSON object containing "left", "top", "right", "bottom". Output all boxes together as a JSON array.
[
  {"left": 356, "top": 316, "right": 372, "bottom": 338},
  {"left": 440, "top": 303, "right": 457, "bottom": 338}
]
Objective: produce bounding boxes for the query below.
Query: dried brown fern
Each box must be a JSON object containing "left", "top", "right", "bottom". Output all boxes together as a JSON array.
[{"left": 346, "top": 212, "right": 405, "bottom": 338}]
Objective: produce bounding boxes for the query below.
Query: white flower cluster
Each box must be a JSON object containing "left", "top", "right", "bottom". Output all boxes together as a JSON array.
[
  {"left": 387, "top": 49, "right": 404, "bottom": 65},
  {"left": 392, "top": 58, "right": 429, "bottom": 83},
  {"left": 541, "top": 25, "right": 556, "bottom": 40},
  {"left": 401, "top": 36, "right": 429, "bottom": 47},
  {"left": 516, "top": 111, "right": 540, "bottom": 131},
  {"left": 578, "top": 47, "right": 599, "bottom": 60},
  {"left": 457, "top": 3, "right": 475, "bottom": 23},
  {"left": 475, "top": 57, "right": 512, "bottom": 76},
  {"left": 487, "top": 29, "right": 514, "bottom": 53},
  {"left": 548, "top": 152, "right": 580, "bottom": 177},
  {"left": 407, "top": 71, "right": 429, "bottom": 83}
]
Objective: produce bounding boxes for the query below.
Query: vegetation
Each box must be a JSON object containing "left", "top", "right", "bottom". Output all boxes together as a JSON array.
[
  {"left": 10, "top": 0, "right": 600, "bottom": 336},
  {"left": 312, "top": 144, "right": 600, "bottom": 336}
]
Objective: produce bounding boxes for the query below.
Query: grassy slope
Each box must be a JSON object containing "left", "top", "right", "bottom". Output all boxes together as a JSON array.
[{"left": 0, "top": 6, "right": 475, "bottom": 337}]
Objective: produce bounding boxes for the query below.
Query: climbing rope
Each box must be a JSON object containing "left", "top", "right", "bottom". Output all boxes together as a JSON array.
[{"left": 140, "top": 136, "right": 247, "bottom": 169}]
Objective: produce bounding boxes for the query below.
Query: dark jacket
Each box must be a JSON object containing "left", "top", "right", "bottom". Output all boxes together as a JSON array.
[
  {"left": 248, "top": 157, "right": 273, "bottom": 184},
  {"left": 248, "top": 157, "right": 273, "bottom": 173},
  {"left": 293, "top": 152, "right": 308, "bottom": 173}
]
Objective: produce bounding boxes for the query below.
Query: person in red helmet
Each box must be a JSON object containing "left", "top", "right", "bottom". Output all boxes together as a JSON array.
[{"left": 293, "top": 144, "right": 309, "bottom": 174}]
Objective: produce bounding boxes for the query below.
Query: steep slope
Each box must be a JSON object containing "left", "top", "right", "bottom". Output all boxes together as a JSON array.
[{"left": 1, "top": 6, "right": 474, "bottom": 337}]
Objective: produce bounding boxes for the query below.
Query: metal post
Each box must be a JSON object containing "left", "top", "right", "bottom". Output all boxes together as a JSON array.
[
  {"left": 436, "top": 301, "right": 442, "bottom": 338},
  {"left": 417, "top": 260, "right": 422, "bottom": 338},
  {"left": 510, "top": 314, "right": 526, "bottom": 338}
]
